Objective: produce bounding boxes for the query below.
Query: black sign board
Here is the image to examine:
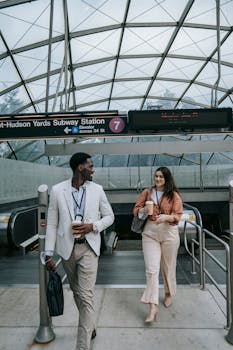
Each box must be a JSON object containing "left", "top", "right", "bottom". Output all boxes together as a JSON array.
[
  {"left": 0, "top": 113, "right": 127, "bottom": 140},
  {"left": 128, "top": 108, "right": 232, "bottom": 132}
]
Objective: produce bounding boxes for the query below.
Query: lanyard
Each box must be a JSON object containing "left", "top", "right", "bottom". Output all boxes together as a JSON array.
[
  {"left": 155, "top": 189, "right": 163, "bottom": 214},
  {"left": 72, "top": 188, "right": 85, "bottom": 210}
]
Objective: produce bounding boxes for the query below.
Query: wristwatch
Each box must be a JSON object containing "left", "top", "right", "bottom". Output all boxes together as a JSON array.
[{"left": 92, "top": 223, "right": 97, "bottom": 232}]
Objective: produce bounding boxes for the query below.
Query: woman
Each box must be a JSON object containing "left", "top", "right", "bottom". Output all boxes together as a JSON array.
[{"left": 133, "top": 166, "right": 183, "bottom": 323}]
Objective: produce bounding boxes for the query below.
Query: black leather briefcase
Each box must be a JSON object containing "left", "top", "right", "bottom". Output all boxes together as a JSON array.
[{"left": 46, "top": 271, "right": 64, "bottom": 317}]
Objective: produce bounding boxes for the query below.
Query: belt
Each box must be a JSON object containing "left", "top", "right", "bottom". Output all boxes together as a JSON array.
[{"left": 74, "top": 237, "right": 87, "bottom": 244}]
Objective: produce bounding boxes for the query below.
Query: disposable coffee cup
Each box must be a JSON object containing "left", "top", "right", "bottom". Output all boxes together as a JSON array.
[
  {"left": 145, "top": 200, "right": 153, "bottom": 215},
  {"left": 72, "top": 220, "right": 82, "bottom": 238}
]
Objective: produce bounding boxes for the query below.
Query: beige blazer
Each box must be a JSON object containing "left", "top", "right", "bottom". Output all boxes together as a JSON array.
[{"left": 45, "top": 179, "right": 114, "bottom": 259}]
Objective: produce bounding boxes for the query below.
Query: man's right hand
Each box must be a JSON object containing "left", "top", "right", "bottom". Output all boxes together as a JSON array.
[{"left": 45, "top": 256, "right": 56, "bottom": 272}]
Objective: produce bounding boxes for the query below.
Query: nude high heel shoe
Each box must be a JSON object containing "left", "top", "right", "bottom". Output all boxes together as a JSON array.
[
  {"left": 164, "top": 294, "right": 172, "bottom": 308},
  {"left": 145, "top": 305, "right": 158, "bottom": 323}
]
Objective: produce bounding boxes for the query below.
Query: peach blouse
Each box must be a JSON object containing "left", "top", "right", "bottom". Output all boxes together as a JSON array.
[{"left": 133, "top": 187, "right": 183, "bottom": 225}]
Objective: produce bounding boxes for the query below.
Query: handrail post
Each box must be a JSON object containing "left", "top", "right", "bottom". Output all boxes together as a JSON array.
[
  {"left": 226, "top": 232, "right": 233, "bottom": 342},
  {"left": 35, "top": 184, "right": 55, "bottom": 343},
  {"left": 229, "top": 180, "right": 233, "bottom": 234},
  {"left": 198, "top": 225, "right": 204, "bottom": 290},
  {"left": 201, "top": 228, "right": 206, "bottom": 290},
  {"left": 226, "top": 180, "right": 233, "bottom": 342},
  {"left": 191, "top": 240, "right": 196, "bottom": 274}
]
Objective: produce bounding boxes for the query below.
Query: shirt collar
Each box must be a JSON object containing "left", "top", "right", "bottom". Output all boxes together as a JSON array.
[{"left": 72, "top": 183, "right": 86, "bottom": 192}]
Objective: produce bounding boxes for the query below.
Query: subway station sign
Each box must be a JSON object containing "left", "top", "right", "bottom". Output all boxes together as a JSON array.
[{"left": 0, "top": 113, "right": 127, "bottom": 140}]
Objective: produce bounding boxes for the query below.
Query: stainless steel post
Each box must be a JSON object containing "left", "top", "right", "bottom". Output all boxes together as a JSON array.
[
  {"left": 35, "top": 184, "right": 55, "bottom": 343},
  {"left": 226, "top": 232, "right": 233, "bottom": 342},
  {"left": 229, "top": 180, "right": 233, "bottom": 233},
  {"left": 202, "top": 229, "right": 206, "bottom": 290},
  {"left": 198, "top": 225, "right": 204, "bottom": 289},
  {"left": 191, "top": 241, "right": 196, "bottom": 274},
  {"left": 226, "top": 181, "right": 233, "bottom": 342}
]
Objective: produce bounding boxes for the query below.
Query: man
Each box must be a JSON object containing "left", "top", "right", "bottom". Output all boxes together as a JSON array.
[{"left": 45, "top": 152, "right": 114, "bottom": 350}]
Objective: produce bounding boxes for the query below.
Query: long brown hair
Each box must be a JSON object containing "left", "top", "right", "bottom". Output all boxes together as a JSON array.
[{"left": 155, "top": 166, "right": 179, "bottom": 200}]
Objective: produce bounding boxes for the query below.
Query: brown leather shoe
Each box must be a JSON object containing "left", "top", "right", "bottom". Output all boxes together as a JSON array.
[{"left": 91, "top": 329, "right": 96, "bottom": 340}]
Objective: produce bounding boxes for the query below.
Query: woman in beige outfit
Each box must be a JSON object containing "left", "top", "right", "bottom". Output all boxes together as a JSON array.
[{"left": 133, "top": 167, "right": 183, "bottom": 323}]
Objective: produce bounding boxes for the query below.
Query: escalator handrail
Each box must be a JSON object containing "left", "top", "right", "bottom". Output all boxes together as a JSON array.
[
  {"left": 183, "top": 202, "right": 202, "bottom": 227},
  {"left": 7, "top": 205, "right": 38, "bottom": 247},
  {"left": 9, "top": 204, "right": 38, "bottom": 229}
]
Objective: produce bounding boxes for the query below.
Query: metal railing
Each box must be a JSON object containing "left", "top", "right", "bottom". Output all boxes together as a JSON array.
[
  {"left": 183, "top": 202, "right": 202, "bottom": 226},
  {"left": 226, "top": 233, "right": 233, "bottom": 344},
  {"left": 183, "top": 213, "right": 231, "bottom": 328},
  {"left": 202, "top": 228, "right": 230, "bottom": 328},
  {"left": 183, "top": 220, "right": 204, "bottom": 287}
]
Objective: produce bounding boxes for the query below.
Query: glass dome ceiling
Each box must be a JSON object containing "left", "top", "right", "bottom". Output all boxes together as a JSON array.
[{"left": 0, "top": 0, "right": 232, "bottom": 167}]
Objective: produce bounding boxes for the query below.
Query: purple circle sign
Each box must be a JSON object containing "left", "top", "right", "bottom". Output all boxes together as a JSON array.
[{"left": 109, "top": 117, "right": 125, "bottom": 133}]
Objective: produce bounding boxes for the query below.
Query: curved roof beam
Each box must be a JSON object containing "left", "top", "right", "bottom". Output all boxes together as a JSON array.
[
  {"left": 0, "top": 31, "right": 37, "bottom": 112},
  {"left": 1, "top": 50, "right": 233, "bottom": 70},
  {"left": 13, "top": 93, "right": 210, "bottom": 114},
  {"left": 6, "top": 141, "right": 17, "bottom": 159},
  {"left": 107, "top": 0, "right": 131, "bottom": 109},
  {"left": 174, "top": 27, "right": 233, "bottom": 108},
  {"left": 0, "top": 0, "right": 38, "bottom": 9},
  {"left": 64, "top": 0, "right": 76, "bottom": 111},
  {"left": 0, "top": 21, "right": 232, "bottom": 61},
  {"left": 9, "top": 78, "right": 233, "bottom": 113},
  {"left": 1, "top": 51, "right": 232, "bottom": 98},
  {"left": 128, "top": 22, "right": 231, "bottom": 31},
  {"left": 7, "top": 76, "right": 229, "bottom": 114},
  {"left": 0, "top": 26, "right": 120, "bottom": 60},
  {"left": 219, "top": 87, "right": 233, "bottom": 105},
  {"left": 140, "top": 0, "right": 195, "bottom": 109},
  {"left": 45, "top": 0, "right": 54, "bottom": 113}
]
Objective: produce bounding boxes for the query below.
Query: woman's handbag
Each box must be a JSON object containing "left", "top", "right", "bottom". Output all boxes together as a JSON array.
[
  {"left": 131, "top": 216, "right": 147, "bottom": 234},
  {"left": 47, "top": 271, "right": 64, "bottom": 317},
  {"left": 131, "top": 189, "right": 149, "bottom": 234}
]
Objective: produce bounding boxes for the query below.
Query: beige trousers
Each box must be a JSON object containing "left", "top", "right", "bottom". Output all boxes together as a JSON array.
[
  {"left": 62, "top": 242, "right": 98, "bottom": 350},
  {"left": 141, "top": 220, "right": 180, "bottom": 305}
]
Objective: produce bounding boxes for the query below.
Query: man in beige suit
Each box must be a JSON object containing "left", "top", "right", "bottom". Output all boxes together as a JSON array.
[{"left": 45, "top": 152, "right": 114, "bottom": 350}]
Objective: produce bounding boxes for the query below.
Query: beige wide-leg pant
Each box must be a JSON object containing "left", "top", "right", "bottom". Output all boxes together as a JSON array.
[
  {"left": 141, "top": 220, "right": 180, "bottom": 305},
  {"left": 62, "top": 242, "right": 98, "bottom": 350}
]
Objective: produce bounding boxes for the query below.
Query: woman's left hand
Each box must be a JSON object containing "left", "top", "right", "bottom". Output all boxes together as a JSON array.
[
  {"left": 155, "top": 214, "right": 175, "bottom": 224},
  {"left": 155, "top": 214, "right": 167, "bottom": 224}
]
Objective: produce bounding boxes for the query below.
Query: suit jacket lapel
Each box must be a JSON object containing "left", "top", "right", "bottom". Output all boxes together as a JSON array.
[
  {"left": 63, "top": 179, "right": 74, "bottom": 220},
  {"left": 84, "top": 182, "right": 91, "bottom": 218}
]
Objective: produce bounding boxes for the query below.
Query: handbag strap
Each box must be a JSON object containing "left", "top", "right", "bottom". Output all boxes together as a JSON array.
[{"left": 155, "top": 189, "right": 163, "bottom": 214}]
